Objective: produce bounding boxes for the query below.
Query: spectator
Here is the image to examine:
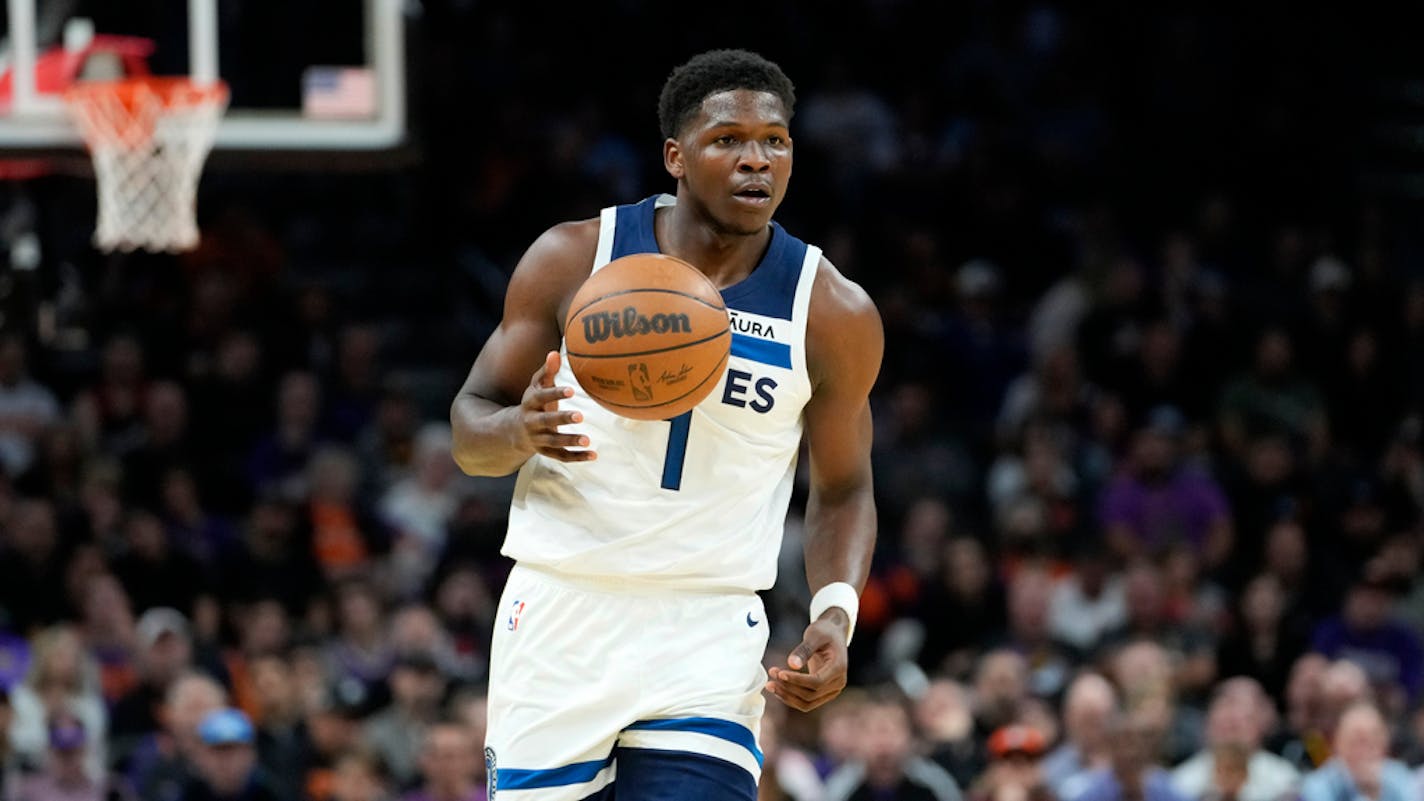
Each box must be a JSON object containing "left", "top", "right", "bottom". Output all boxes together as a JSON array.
[
  {"left": 325, "top": 576, "right": 393, "bottom": 697},
  {"left": 997, "top": 567, "right": 1079, "bottom": 700},
  {"left": 1299, "top": 702, "right": 1413, "bottom": 801},
  {"left": 1169, "top": 680, "right": 1300, "bottom": 801},
  {"left": 379, "top": 424, "right": 465, "bottom": 599},
  {"left": 215, "top": 495, "right": 323, "bottom": 616},
  {"left": 1098, "top": 406, "right": 1233, "bottom": 570},
  {"left": 968, "top": 725, "right": 1054, "bottom": 801},
  {"left": 1099, "top": 562, "right": 1218, "bottom": 702},
  {"left": 76, "top": 573, "right": 139, "bottom": 707},
  {"left": 973, "top": 650, "right": 1032, "bottom": 739},
  {"left": 362, "top": 651, "right": 447, "bottom": 789},
  {"left": 916, "top": 538, "right": 1008, "bottom": 677},
  {"left": 304, "top": 446, "right": 390, "bottom": 582},
  {"left": 1216, "top": 327, "right": 1329, "bottom": 465},
  {"left": 298, "top": 681, "right": 370, "bottom": 801},
  {"left": 111, "top": 510, "right": 209, "bottom": 618},
  {"left": 398, "top": 722, "right": 482, "bottom": 801},
  {"left": 1048, "top": 542, "right": 1127, "bottom": 655},
  {"left": 1215, "top": 574, "right": 1311, "bottom": 703},
  {"left": 0, "top": 333, "right": 61, "bottom": 479},
  {"left": 244, "top": 370, "right": 325, "bottom": 503},
  {"left": 6, "top": 715, "right": 125, "bottom": 801},
  {"left": 1105, "top": 640, "right": 1203, "bottom": 768},
  {"left": 1310, "top": 570, "right": 1423, "bottom": 711},
  {"left": 1068, "top": 712, "right": 1190, "bottom": 801},
  {"left": 758, "top": 702, "right": 824, "bottom": 801},
  {"left": 244, "top": 654, "right": 309, "bottom": 801},
  {"left": 917, "top": 678, "right": 982, "bottom": 789},
  {"left": 125, "top": 671, "right": 228, "bottom": 801},
  {"left": 824, "top": 688, "right": 963, "bottom": 801},
  {"left": 110, "top": 608, "right": 195, "bottom": 763},
  {"left": 120, "top": 381, "right": 196, "bottom": 512},
  {"left": 181, "top": 708, "right": 283, "bottom": 801},
  {"left": 0, "top": 499, "right": 71, "bottom": 633},
  {"left": 70, "top": 333, "right": 150, "bottom": 457},
  {"left": 6, "top": 625, "right": 108, "bottom": 781},
  {"left": 1042, "top": 672, "right": 1118, "bottom": 801},
  {"left": 329, "top": 750, "right": 393, "bottom": 801}
]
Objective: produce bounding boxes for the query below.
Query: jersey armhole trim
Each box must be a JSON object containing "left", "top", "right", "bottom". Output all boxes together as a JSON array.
[{"left": 592, "top": 205, "right": 618, "bottom": 272}]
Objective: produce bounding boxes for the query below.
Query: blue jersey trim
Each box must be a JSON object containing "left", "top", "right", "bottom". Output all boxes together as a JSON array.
[
  {"left": 608, "top": 196, "right": 809, "bottom": 321},
  {"left": 623, "top": 717, "right": 764, "bottom": 767},
  {"left": 610, "top": 747, "right": 757, "bottom": 800},
  {"left": 730, "top": 334, "right": 792, "bottom": 369},
  {"left": 498, "top": 754, "right": 613, "bottom": 790}
]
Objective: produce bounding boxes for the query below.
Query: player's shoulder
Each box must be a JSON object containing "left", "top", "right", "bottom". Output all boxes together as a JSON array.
[
  {"left": 807, "top": 254, "right": 882, "bottom": 335},
  {"left": 505, "top": 215, "right": 602, "bottom": 312},
  {"left": 805, "top": 254, "right": 883, "bottom": 388},
  {"left": 519, "top": 216, "right": 601, "bottom": 277}
]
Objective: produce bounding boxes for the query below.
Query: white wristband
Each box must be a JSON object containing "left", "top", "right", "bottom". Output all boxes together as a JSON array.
[{"left": 809, "top": 582, "right": 859, "bottom": 646}]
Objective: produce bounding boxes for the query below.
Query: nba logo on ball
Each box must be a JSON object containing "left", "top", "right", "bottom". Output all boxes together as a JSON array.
[{"left": 506, "top": 600, "right": 525, "bottom": 632}]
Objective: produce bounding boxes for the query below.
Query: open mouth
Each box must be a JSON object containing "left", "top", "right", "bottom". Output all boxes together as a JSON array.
[{"left": 733, "top": 187, "right": 771, "bottom": 204}]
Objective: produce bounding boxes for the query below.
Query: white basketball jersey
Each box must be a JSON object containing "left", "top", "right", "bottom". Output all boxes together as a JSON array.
[{"left": 501, "top": 194, "right": 820, "bottom": 592}]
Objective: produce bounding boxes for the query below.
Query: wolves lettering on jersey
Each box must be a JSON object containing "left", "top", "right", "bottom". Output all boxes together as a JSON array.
[{"left": 502, "top": 194, "right": 819, "bottom": 592}]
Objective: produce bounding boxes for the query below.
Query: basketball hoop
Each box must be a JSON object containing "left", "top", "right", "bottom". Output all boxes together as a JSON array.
[{"left": 63, "top": 76, "right": 228, "bottom": 253}]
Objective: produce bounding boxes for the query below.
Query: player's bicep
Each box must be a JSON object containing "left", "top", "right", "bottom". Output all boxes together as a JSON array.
[
  {"left": 803, "top": 274, "right": 884, "bottom": 495},
  {"left": 458, "top": 316, "right": 560, "bottom": 406}
]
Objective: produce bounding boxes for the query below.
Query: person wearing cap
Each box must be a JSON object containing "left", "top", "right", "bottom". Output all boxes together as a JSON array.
[
  {"left": 7, "top": 715, "right": 124, "bottom": 801},
  {"left": 968, "top": 724, "right": 1053, "bottom": 801},
  {"left": 124, "top": 671, "right": 229, "bottom": 801},
  {"left": 181, "top": 708, "right": 282, "bottom": 801},
  {"left": 111, "top": 608, "right": 196, "bottom": 758}
]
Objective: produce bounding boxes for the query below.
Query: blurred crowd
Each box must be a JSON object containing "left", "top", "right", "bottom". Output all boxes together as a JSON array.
[{"left": 2, "top": 2, "right": 1423, "bottom": 801}]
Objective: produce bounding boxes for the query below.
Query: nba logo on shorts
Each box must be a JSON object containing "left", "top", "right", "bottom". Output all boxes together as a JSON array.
[
  {"left": 506, "top": 600, "right": 526, "bottom": 632},
  {"left": 485, "top": 746, "right": 497, "bottom": 798}
]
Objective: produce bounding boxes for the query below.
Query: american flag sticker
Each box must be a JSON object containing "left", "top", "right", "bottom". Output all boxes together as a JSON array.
[{"left": 302, "top": 66, "right": 376, "bottom": 118}]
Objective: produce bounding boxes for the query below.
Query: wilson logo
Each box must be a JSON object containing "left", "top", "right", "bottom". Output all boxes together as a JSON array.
[{"left": 582, "top": 307, "right": 691, "bottom": 343}]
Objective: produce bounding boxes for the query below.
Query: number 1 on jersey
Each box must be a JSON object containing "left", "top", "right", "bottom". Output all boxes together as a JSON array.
[{"left": 660, "top": 412, "right": 692, "bottom": 490}]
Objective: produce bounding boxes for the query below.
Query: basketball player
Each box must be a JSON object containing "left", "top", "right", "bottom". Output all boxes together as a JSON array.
[{"left": 451, "top": 49, "right": 882, "bottom": 800}]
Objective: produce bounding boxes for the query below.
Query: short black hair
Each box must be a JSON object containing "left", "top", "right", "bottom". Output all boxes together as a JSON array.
[{"left": 657, "top": 49, "right": 796, "bottom": 140}]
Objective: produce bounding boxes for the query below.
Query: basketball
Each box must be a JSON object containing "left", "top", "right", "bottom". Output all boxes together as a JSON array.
[{"left": 564, "top": 253, "right": 731, "bottom": 421}]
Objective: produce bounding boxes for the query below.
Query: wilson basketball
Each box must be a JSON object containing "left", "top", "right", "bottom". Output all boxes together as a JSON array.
[{"left": 564, "top": 253, "right": 731, "bottom": 421}]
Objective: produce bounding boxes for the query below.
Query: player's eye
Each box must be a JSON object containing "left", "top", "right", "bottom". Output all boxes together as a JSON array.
[
  {"left": 767, "top": 135, "right": 784, "bottom": 146},
  {"left": 715, "top": 135, "right": 737, "bottom": 145}
]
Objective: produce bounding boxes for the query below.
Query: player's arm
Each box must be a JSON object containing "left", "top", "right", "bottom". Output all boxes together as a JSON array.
[
  {"left": 767, "top": 259, "right": 883, "bottom": 713},
  {"left": 450, "top": 221, "right": 599, "bottom": 477}
]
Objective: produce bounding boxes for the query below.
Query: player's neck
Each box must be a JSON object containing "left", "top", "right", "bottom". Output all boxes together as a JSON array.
[{"left": 656, "top": 203, "right": 771, "bottom": 289}]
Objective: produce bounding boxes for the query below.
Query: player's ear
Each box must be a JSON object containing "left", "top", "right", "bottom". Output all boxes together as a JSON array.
[{"left": 664, "top": 138, "right": 685, "bottom": 180}]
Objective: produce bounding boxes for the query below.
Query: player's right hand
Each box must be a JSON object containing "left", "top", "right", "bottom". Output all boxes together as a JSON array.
[{"left": 517, "top": 350, "right": 596, "bottom": 462}]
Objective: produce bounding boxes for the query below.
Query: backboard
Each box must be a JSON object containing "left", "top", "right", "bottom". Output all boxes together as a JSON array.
[{"left": 0, "top": 0, "right": 405, "bottom": 153}]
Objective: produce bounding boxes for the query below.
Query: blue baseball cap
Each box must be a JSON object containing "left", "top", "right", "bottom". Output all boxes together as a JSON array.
[
  {"left": 197, "top": 708, "right": 255, "bottom": 746},
  {"left": 49, "top": 717, "right": 87, "bottom": 751}
]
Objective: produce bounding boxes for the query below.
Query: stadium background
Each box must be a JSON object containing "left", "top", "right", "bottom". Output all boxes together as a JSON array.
[{"left": 2, "top": 3, "right": 1424, "bottom": 801}]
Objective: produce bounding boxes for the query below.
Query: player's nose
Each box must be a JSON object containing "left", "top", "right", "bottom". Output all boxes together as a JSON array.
[{"left": 737, "top": 141, "right": 772, "bottom": 172}]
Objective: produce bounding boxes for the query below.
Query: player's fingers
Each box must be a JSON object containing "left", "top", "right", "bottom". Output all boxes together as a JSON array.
[
  {"left": 534, "top": 447, "right": 597, "bottom": 463},
  {"left": 770, "top": 668, "right": 831, "bottom": 690},
  {"left": 525, "top": 385, "right": 574, "bottom": 409},
  {"left": 532, "top": 432, "right": 590, "bottom": 449},
  {"left": 538, "top": 351, "right": 561, "bottom": 387},
  {"left": 766, "top": 677, "right": 833, "bottom": 709},
  {"left": 534, "top": 409, "right": 583, "bottom": 429}
]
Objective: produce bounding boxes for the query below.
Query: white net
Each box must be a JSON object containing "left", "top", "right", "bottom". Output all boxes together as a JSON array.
[{"left": 65, "top": 79, "right": 228, "bottom": 254}]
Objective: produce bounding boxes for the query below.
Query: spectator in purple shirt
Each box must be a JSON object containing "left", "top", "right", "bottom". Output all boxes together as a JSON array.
[
  {"left": 1310, "top": 569, "right": 1424, "bottom": 712},
  {"left": 1099, "top": 406, "right": 1234, "bottom": 570}
]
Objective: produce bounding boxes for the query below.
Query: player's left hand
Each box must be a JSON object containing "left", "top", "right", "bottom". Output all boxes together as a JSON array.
[{"left": 765, "top": 609, "right": 849, "bottom": 712}]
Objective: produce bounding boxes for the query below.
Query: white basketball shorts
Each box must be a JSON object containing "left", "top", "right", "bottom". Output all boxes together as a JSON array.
[{"left": 484, "top": 563, "right": 770, "bottom": 800}]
